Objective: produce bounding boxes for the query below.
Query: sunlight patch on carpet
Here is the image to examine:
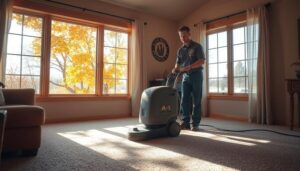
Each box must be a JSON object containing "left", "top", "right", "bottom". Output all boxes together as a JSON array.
[
  {"left": 58, "top": 128, "right": 236, "bottom": 170},
  {"left": 183, "top": 131, "right": 270, "bottom": 146}
]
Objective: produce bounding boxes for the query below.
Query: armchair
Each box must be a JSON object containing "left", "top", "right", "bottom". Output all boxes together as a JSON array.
[{"left": 0, "top": 89, "right": 45, "bottom": 156}]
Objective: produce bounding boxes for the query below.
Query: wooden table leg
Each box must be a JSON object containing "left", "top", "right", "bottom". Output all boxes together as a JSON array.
[
  {"left": 298, "top": 93, "right": 300, "bottom": 128},
  {"left": 290, "top": 93, "right": 294, "bottom": 130}
]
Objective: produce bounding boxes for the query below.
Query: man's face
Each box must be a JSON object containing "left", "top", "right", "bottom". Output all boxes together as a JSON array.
[{"left": 178, "top": 31, "right": 191, "bottom": 44}]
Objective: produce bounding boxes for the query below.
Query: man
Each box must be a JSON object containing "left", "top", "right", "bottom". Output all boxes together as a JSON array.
[{"left": 172, "top": 26, "right": 205, "bottom": 131}]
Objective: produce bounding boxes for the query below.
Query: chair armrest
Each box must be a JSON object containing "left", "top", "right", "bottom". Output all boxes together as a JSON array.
[{"left": 2, "top": 89, "right": 35, "bottom": 105}]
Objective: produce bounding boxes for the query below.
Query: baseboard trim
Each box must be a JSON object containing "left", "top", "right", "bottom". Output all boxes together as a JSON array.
[
  {"left": 45, "top": 113, "right": 131, "bottom": 124},
  {"left": 209, "top": 113, "right": 248, "bottom": 122}
]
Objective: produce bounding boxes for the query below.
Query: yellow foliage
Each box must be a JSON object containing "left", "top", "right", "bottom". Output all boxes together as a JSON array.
[{"left": 13, "top": 14, "right": 128, "bottom": 94}]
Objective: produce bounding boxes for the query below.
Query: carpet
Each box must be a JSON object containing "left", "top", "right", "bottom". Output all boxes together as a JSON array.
[{"left": 1, "top": 118, "right": 300, "bottom": 171}]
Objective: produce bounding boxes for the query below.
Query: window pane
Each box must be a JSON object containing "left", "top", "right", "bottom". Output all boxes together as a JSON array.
[
  {"left": 234, "top": 61, "right": 246, "bottom": 77},
  {"left": 116, "top": 64, "right": 127, "bottom": 79},
  {"left": 233, "top": 27, "right": 245, "bottom": 44},
  {"left": 104, "top": 30, "right": 116, "bottom": 47},
  {"left": 10, "top": 13, "right": 22, "bottom": 34},
  {"left": 209, "top": 64, "right": 217, "bottom": 78},
  {"left": 116, "top": 79, "right": 127, "bottom": 94},
  {"left": 23, "top": 36, "right": 41, "bottom": 56},
  {"left": 104, "top": 47, "right": 115, "bottom": 63},
  {"left": 233, "top": 44, "right": 245, "bottom": 61},
  {"left": 22, "top": 56, "right": 41, "bottom": 75},
  {"left": 116, "top": 32, "right": 128, "bottom": 48},
  {"left": 103, "top": 79, "right": 115, "bottom": 94},
  {"left": 218, "top": 31, "right": 227, "bottom": 47},
  {"left": 218, "top": 47, "right": 227, "bottom": 62},
  {"left": 49, "top": 20, "right": 97, "bottom": 94},
  {"left": 208, "top": 33, "right": 217, "bottom": 49},
  {"left": 103, "top": 64, "right": 115, "bottom": 79},
  {"left": 104, "top": 30, "right": 129, "bottom": 95},
  {"left": 5, "top": 75, "right": 20, "bottom": 89},
  {"left": 218, "top": 63, "right": 227, "bottom": 77},
  {"left": 116, "top": 48, "right": 128, "bottom": 64},
  {"left": 219, "top": 78, "right": 228, "bottom": 93},
  {"left": 5, "top": 13, "right": 43, "bottom": 94},
  {"left": 209, "top": 79, "right": 218, "bottom": 93},
  {"left": 6, "top": 55, "right": 21, "bottom": 74},
  {"left": 208, "top": 49, "right": 217, "bottom": 64},
  {"left": 21, "top": 76, "right": 40, "bottom": 94},
  {"left": 234, "top": 77, "right": 247, "bottom": 93},
  {"left": 7, "top": 34, "right": 21, "bottom": 54},
  {"left": 23, "top": 15, "right": 43, "bottom": 37}
]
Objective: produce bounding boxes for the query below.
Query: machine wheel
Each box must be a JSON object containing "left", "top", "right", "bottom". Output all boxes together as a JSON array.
[{"left": 168, "top": 121, "right": 181, "bottom": 137}]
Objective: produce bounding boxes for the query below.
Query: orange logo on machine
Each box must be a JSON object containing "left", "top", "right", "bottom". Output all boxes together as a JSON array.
[
  {"left": 151, "top": 37, "right": 169, "bottom": 62},
  {"left": 161, "top": 105, "right": 171, "bottom": 112}
]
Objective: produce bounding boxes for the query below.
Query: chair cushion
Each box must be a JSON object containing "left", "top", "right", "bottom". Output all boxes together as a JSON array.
[{"left": 0, "top": 105, "right": 45, "bottom": 128}]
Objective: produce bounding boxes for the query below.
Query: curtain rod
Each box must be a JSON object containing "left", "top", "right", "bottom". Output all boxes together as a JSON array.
[
  {"left": 194, "top": 2, "right": 271, "bottom": 27},
  {"left": 44, "top": 0, "right": 135, "bottom": 22}
]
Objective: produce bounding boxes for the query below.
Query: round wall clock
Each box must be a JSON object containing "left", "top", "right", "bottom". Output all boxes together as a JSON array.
[{"left": 151, "top": 37, "right": 169, "bottom": 62}]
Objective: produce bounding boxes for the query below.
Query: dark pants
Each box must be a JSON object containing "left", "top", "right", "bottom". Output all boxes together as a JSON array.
[{"left": 180, "top": 70, "right": 203, "bottom": 127}]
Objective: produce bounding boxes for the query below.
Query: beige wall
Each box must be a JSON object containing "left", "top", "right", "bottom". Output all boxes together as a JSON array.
[
  {"left": 179, "top": 0, "right": 300, "bottom": 126},
  {"left": 4, "top": 0, "right": 179, "bottom": 121}
]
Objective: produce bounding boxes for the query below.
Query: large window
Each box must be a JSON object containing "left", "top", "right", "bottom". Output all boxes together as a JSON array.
[
  {"left": 5, "top": 10, "right": 130, "bottom": 97},
  {"left": 5, "top": 13, "right": 43, "bottom": 94},
  {"left": 49, "top": 20, "right": 97, "bottom": 94},
  {"left": 207, "top": 24, "right": 248, "bottom": 96}
]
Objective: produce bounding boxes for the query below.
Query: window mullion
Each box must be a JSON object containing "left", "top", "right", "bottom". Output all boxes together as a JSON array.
[
  {"left": 98, "top": 26, "right": 104, "bottom": 96},
  {"left": 228, "top": 26, "right": 234, "bottom": 95},
  {"left": 41, "top": 15, "right": 51, "bottom": 97}
]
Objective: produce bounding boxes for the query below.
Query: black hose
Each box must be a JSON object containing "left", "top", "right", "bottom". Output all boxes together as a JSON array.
[{"left": 200, "top": 124, "right": 300, "bottom": 138}]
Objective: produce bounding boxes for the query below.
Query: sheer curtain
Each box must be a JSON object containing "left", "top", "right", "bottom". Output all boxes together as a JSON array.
[
  {"left": 131, "top": 20, "right": 146, "bottom": 117},
  {"left": 0, "top": 0, "right": 13, "bottom": 81},
  {"left": 195, "top": 22, "right": 208, "bottom": 117},
  {"left": 247, "top": 6, "right": 272, "bottom": 124}
]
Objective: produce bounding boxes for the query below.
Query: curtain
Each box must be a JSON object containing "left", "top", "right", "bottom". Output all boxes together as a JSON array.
[
  {"left": 247, "top": 6, "right": 272, "bottom": 124},
  {"left": 0, "top": 0, "right": 13, "bottom": 81},
  {"left": 196, "top": 22, "right": 208, "bottom": 117},
  {"left": 131, "top": 20, "right": 146, "bottom": 117}
]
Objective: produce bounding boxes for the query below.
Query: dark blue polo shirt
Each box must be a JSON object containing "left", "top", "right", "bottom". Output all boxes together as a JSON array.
[{"left": 176, "top": 40, "right": 205, "bottom": 72}]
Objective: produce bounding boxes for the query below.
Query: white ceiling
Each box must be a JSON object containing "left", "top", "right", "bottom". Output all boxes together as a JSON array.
[{"left": 98, "top": 0, "right": 208, "bottom": 22}]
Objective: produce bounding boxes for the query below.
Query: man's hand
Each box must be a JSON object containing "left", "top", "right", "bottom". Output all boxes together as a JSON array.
[
  {"left": 179, "top": 65, "right": 191, "bottom": 73},
  {"left": 172, "top": 66, "right": 179, "bottom": 74}
]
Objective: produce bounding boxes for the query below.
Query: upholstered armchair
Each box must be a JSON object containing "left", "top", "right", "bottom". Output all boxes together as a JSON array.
[{"left": 0, "top": 88, "right": 45, "bottom": 156}]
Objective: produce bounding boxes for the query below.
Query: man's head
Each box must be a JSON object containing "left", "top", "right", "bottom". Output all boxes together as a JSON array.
[{"left": 178, "top": 26, "right": 191, "bottom": 44}]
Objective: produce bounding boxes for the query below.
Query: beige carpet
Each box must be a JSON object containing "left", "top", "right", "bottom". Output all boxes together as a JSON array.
[{"left": 1, "top": 118, "right": 300, "bottom": 171}]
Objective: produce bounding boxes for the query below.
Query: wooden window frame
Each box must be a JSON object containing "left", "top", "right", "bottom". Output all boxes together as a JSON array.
[
  {"left": 206, "top": 13, "right": 248, "bottom": 100},
  {"left": 7, "top": 2, "right": 131, "bottom": 101}
]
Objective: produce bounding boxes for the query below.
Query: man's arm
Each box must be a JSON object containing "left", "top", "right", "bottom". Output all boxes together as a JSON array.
[
  {"left": 179, "top": 59, "right": 205, "bottom": 72},
  {"left": 172, "top": 63, "right": 180, "bottom": 73}
]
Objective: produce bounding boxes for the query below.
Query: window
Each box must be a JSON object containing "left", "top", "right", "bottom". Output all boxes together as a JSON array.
[
  {"left": 103, "top": 30, "right": 128, "bottom": 94},
  {"left": 5, "top": 13, "right": 43, "bottom": 94},
  {"left": 207, "top": 23, "right": 248, "bottom": 96},
  {"left": 5, "top": 10, "right": 130, "bottom": 97},
  {"left": 232, "top": 26, "right": 248, "bottom": 93},
  {"left": 49, "top": 20, "right": 97, "bottom": 94},
  {"left": 208, "top": 31, "right": 228, "bottom": 93}
]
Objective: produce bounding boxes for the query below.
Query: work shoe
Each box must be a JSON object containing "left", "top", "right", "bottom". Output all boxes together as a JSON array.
[
  {"left": 191, "top": 126, "right": 201, "bottom": 132},
  {"left": 180, "top": 123, "right": 191, "bottom": 130}
]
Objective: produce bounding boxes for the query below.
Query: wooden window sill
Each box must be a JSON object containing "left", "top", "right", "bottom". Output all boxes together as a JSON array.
[
  {"left": 208, "top": 95, "right": 248, "bottom": 101},
  {"left": 36, "top": 95, "right": 131, "bottom": 102}
]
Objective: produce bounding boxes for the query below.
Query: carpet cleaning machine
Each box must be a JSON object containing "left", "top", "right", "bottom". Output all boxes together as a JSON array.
[{"left": 128, "top": 73, "right": 182, "bottom": 141}]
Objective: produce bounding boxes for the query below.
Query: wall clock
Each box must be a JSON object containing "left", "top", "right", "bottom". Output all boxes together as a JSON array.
[{"left": 151, "top": 37, "right": 169, "bottom": 62}]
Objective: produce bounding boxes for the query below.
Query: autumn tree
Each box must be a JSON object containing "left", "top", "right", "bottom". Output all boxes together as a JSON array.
[{"left": 8, "top": 13, "right": 128, "bottom": 94}]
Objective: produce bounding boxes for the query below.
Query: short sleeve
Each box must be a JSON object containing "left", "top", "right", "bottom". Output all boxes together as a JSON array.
[
  {"left": 176, "top": 49, "right": 182, "bottom": 64},
  {"left": 196, "top": 44, "right": 205, "bottom": 60}
]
